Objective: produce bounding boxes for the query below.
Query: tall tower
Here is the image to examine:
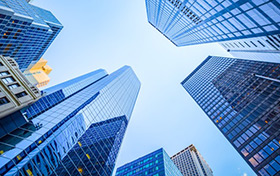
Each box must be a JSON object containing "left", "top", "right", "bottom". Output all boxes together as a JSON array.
[
  {"left": 116, "top": 148, "right": 183, "bottom": 176},
  {"left": 0, "top": 66, "right": 141, "bottom": 176},
  {"left": 171, "top": 145, "right": 213, "bottom": 176},
  {"left": 0, "top": 0, "right": 63, "bottom": 71},
  {"left": 145, "top": 0, "right": 280, "bottom": 59},
  {"left": 181, "top": 56, "right": 280, "bottom": 176}
]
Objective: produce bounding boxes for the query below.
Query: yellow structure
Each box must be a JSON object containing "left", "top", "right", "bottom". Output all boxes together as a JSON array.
[{"left": 24, "top": 58, "right": 52, "bottom": 88}]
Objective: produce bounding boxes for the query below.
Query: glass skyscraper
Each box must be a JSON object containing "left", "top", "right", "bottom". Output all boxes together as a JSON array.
[
  {"left": 171, "top": 144, "right": 213, "bottom": 176},
  {"left": 0, "top": 65, "right": 141, "bottom": 176},
  {"left": 181, "top": 56, "right": 280, "bottom": 176},
  {"left": 116, "top": 148, "right": 183, "bottom": 176},
  {"left": 0, "top": 0, "right": 63, "bottom": 71},
  {"left": 145, "top": 0, "right": 280, "bottom": 49}
]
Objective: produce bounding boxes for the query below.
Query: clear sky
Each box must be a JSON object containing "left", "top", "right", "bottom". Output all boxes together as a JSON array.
[{"left": 33, "top": 0, "right": 256, "bottom": 175}]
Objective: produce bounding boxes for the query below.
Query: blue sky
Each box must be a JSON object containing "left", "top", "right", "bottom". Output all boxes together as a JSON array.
[{"left": 33, "top": 0, "right": 256, "bottom": 175}]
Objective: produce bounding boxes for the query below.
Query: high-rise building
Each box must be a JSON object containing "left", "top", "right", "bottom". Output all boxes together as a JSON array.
[
  {"left": 23, "top": 58, "right": 52, "bottom": 88},
  {"left": 116, "top": 148, "right": 183, "bottom": 176},
  {"left": 145, "top": 0, "right": 280, "bottom": 49},
  {"left": 0, "top": 66, "right": 140, "bottom": 176},
  {"left": 0, "top": 0, "right": 63, "bottom": 71},
  {"left": 0, "top": 55, "right": 41, "bottom": 119},
  {"left": 181, "top": 56, "right": 280, "bottom": 176},
  {"left": 171, "top": 144, "right": 213, "bottom": 176}
]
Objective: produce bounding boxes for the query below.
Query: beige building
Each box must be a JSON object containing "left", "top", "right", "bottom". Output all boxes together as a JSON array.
[
  {"left": 0, "top": 56, "right": 41, "bottom": 118},
  {"left": 171, "top": 145, "right": 213, "bottom": 176},
  {"left": 23, "top": 58, "right": 52, "bottom": 88}
]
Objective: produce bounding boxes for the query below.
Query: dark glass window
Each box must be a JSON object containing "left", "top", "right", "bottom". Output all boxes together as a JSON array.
[
  {"left": 0, "top": 97, "right": 9, "bottom": 105},
  {"left": 8, "top": 83, "right": 20, "bottom": 90},
  {"left": 0, "top": 71, "right": 9, "bottom": 76},
  {"left": 15, "top": 92, "right": 27, "bottom": 98},
  {"left": 2, "top": 77, "right": 15, "bottom": 84}
]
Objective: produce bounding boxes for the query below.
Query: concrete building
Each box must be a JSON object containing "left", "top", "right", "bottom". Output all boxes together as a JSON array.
[
  {"left": 171, "top": 145, "right": 213, "bottom": 176},
  {"left": 0, "top": 55, "right": 41, "bottom": 119}
]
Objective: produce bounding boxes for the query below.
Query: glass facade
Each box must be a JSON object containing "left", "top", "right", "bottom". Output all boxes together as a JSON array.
[
  {"left": 181, "top": 56, "right": 280, "bottom": 175},
  {"left": 145, "top": 0, "right": 280, "bottom": 47},
  {"left": 116, "top": 148, "right": 183, "bottom": 176},
  {"left": 171, "top": 145, "right": 213, "bottom": 176},
  {"left": 0, "top": 65, "right": 141, "bottom": 176},
  {"left": 0, "top": 0, "right": 63, "bottom": 71}
]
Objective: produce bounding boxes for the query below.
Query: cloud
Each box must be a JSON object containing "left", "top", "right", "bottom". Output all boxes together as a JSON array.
[{"left": 243, "top": 173, "right": 247, "bottom": 176}]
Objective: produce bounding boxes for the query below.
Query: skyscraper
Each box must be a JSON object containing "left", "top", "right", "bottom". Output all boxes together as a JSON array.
[
  {"left": 0, "top": 66, "right": 140, "bottom": 176},
  {"left": 0, "top": 0, "right": 63, "bottom": 71},
  {"left": 23, "top": 58, "right": 52, "bottom": 88},
  {"left": 145, "top": 0, "right": 280, "bottom": 49},
  {"left": 171, "top": 144, "right": 213, "bottom": 176},
  {"left": 116, "top": 148, "right": 183, "bottom": 176},
  {"left": 181, "top": 56, "right": 280, "bottom": 176}
]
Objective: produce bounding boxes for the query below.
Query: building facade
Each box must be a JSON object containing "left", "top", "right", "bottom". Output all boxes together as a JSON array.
[
  {"left": 0, "top": 55, "right": 41, "bottom": 119},
  {"left": 23, "top": 58, "right": 52, "bottom": 88},
  {"left": 145, "top": 0, "right": 280, "bottom": 49},
  {"left": 171, "top": 145, "right": 213, "bottom": 176},
  {"left": 181, "top": 56, "right": 280, "bottom": 176},
  {"left": 0, "top": 0, "right": 62, "bottom": 71},
  {"left": 116, "top": 148, "right": 183, "bottom": 176},
  {"left": 0, "top": 66, "right": 141, "bottom": 176}
]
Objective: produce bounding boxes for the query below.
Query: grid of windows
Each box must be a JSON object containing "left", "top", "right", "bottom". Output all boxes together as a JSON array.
[
  {"left": 0, "top": 66, "right": 141, "bottom": 176},
  {"left": 145, "top": 0, "right": 280, "bottom": 46},
  {"left": 116, "top": 148, "right": 183, "bottom": 176},
  {"left": 181, "top": 56, "right": 280, "bottom": 176},
  {"left": 0, "top": 0, "right": 63, "bottom": 71}
]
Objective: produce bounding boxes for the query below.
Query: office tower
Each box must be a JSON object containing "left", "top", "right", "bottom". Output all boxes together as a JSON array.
[
  {"left": 145, "top": 0, "right": 280, "bottom": 48},
  {"left": 0, "top": 66, "right": 141, "bottom": 176},
  {"left": 23, "top": 58, "right": 52, "bottom": 88},
  {"left": 171, "top": 144, "right": 213, "bottom": 176},
  {"left": 0, "top": 55, "right": 41, "bottom": 119},
  {"left": 0, "top": 0, "right": 63, "bottom": 71},
  {"left": 116, "top": 148, "right": 183, "bottom": 176},
  {"left": 181, "top": 56, "right": 280, "bottom": 176}
]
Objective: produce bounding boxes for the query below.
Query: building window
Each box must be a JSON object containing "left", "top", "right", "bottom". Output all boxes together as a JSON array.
[
  {"left": 2, "top": 76, "right": 15, "bottom": 84},
  {"left": 244, "top": 42, "right": 251, "bottom": 47},
  {"left": 250, "top": 41, "right": 257, "bottom": 47},
  {"left": 8, "top": 83, "right": 20, "bottom": 90},
  {"left": 0, "top": 97, "right": 9, "bottom": 105},
  {"left": 0, "top": 71, "right": 9, "bottom": 77},
  {"left": 258, "top": 40, "right": 265, "bottom": 47},
  {"left": 15, "top": 92, "right": 27, "bottom": 98}
]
